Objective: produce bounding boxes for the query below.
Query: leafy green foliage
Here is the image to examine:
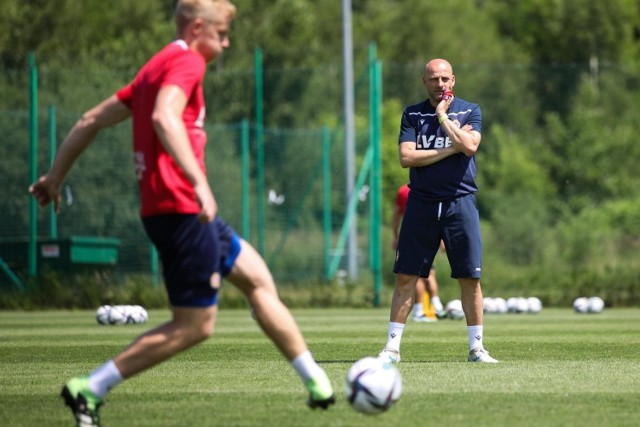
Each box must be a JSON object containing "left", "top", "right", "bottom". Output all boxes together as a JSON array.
[{"left": 2, "top": 0, "right": 640, "bottom": 302}]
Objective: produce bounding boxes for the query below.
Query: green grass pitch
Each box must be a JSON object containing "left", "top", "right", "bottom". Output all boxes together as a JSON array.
[{"left": 1, "top": 307, "right": 639, "bottom": 426}]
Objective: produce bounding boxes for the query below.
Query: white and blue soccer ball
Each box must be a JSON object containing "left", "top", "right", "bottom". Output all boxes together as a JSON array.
[
  {"left": 507, "top": 297, "right": 529, "bottom": 313},
  {"left": 526, "top": 297, "right": 543, "bottom": 314},
  {"left": 445, "top": 299, "right": 465, "bottom": 320},
  {"left": 587, "top": 296, "right": 605, "bottom": 313},
  {"left": 345, "top": 357, "right": 402, "bottom": 415},
  {"left": 131, "top": 305, "right": 148, "bottom": 324},
  {"left": 573, "top": 297, "right": 589, "bottom": 313},
  {"left": 107, "top": 305, "right": 128, "bottom": 325},
  {"left": 493, "top": 297, "right": 508, "bottom": 314},
  {"left": 483, "top": 297, "right": 496, "bottom": 314},
  {"left": 95, "top": 305, "right": 111, "bottom": 325},
  {"left": 121, "top": 305, "right": 148, "bottom": 324}
]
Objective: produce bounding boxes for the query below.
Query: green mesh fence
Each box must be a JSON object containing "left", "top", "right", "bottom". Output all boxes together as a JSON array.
[
  {"left": 0, "top": 109, "right": 371, "bottom": 286},
  {"left": 1, "top": 56, "right": 631, "bottom": 289}
]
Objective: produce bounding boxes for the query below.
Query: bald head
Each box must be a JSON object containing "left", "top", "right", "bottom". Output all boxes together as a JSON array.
[
  {"left": 422, "top": 59, "right": 456, "bottom": 106},
  {"left": 424, "top": 59, "right": 453, "bottom": 77}
]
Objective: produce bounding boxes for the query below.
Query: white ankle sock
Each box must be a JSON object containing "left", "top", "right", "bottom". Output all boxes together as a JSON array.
[
  {"left": 431, "top": 296, "right": 444, "bottom": 312},
  {"left": 413, "top": 303, "right": 424, "bottom": 317},
  {"left": 291, "top": 350, "right": 322, "bottom": 384},
  {"left": 385, "top": 322, "right": 405, "bottom": 352},
  {"left": 467, "top": 325, "right": 484, "bottom": 351},
  {"left": 88, "top": 360, "right": 123, "bottom": 398}
]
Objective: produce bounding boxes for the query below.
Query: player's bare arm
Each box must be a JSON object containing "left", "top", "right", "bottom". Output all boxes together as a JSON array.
[
  {"left": 152, "top": 85, "right": 217, "bottom": 222},
  {"left": 29, "top": 95, "right": 131, "bottom": 213}
]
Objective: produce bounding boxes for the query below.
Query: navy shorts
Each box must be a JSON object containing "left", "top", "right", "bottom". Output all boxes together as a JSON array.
[
  {"left": 142, "top": 215, "right": 241, "bottom": 307},
  {"left": 394, "top": 193, "right": 482, "bottom": 279}
]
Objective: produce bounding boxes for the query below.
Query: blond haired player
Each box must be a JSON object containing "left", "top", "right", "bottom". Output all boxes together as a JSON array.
[{"left": 30, "top": 2, "right": 334, "bottom": 425}]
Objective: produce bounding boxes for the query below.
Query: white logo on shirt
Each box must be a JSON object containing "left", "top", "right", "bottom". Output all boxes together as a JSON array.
[
  {"left": 134, "top": 151, "right": 146, "bottom": 181},
  {"left": 195, "top": 106, "right": 206, "bottom": 128},
  {"left": 418, "top": 134, "right": 452, "bottom": 149}
]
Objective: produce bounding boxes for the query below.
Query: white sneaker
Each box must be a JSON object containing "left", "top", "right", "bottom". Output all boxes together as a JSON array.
[
  {"left": 468, "top": 348, "right": 499, "bottom": 363},
  {"left": 378, "top": 347, "right": 401, "bottom": 364}
]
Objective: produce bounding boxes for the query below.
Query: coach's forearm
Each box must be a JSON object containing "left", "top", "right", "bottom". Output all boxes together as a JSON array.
[
  {"left": 399, "top": 144, "right": 459, "bottom": 168},
  {"left": 440, "top": 122, "right": 480, "bottom": 157}
]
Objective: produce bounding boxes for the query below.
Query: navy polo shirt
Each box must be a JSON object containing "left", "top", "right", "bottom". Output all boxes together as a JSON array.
[{"left": 398, "top": 97, "right": 482, "bottom": 202}]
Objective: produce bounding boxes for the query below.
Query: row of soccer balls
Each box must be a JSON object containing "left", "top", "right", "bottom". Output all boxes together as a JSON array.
[
  {"left": 573, "top": 296, "right": 605, "bottom": 313},
  {"left": 444, "top": 296, "right": 605, "bottom": 319},
  {"left": 443, "top": 296, "right": 544, "bottom": 319},
  {"left": 96, "top": 305, "right": 148, "bottom": 325},
  {"left": 486, "top": 296, "right": 543, "bottom": 314}
]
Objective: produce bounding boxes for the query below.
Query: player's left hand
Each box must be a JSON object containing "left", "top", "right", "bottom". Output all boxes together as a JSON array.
[{"left": 194, "top": 181, "right": 218, "bottom": 223}]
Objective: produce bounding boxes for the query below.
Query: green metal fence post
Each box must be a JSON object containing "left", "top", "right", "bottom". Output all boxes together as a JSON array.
[
  {"left": 368, "top": 43, "right": 383, "bottom": 307},
  {"left": 322, "top": 126, "right": 332, "bottom": 281},
  {"left": 28, "top": 51, "right": 38, "bottom": 279},
  {"left": 48, "top": 105, "right": 57, "bottom": 239},
  {"left": 373, "top": 59, "right": 383, "bottom": 306},
  {"left": 254, "top": 48, "right": 265, "bottom": 255},
  {"left": 241, "top": 119, "right": 251, "bottom": 241}
]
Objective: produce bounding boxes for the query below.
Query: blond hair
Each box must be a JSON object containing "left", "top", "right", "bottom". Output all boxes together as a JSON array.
[{"left": 174, "top": 0, "right": 236, "bottom": 35}]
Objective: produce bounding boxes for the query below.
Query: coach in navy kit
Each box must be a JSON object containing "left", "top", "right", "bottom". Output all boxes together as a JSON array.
[{"left": 378, "top": 58, "right": 499, "bottom": 364}]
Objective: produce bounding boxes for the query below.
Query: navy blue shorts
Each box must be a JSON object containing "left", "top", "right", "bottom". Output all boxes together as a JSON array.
[
  {"left": 394, "top": 193, "right": 482, "bottom": 279},
  {"left": 142, "top": 215, "right": 241, "bottom": 308}
]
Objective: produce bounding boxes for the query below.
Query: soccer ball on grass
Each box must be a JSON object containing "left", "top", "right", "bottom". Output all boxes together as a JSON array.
[
  {"left": 95, "top": 305, "right": 111, "bottom": 325},
  {"left": 587, "top": 296, "right": 604, "bottom": 313},
  {"left": 507, "top": 297, "right": 529, "bottom": 313},
  {"left": 445, "top": 299, "right": 465, "bottom": 320},
  {"left": 526, "top": 297, "right": 543, "bottom": 314},
  {"left": 573, "top": 297, "right": 589, "bottom": 313},
  {"left": 493, "top": 297, "right": 508, "bottom": 314},
  {"left": 344, "top": 357, "right": 402, "bottom": 415},
  {"left": 107, "top": 305, "right": 128, "bottom": 325}
]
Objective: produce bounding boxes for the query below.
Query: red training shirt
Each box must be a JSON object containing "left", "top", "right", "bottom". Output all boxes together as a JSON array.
[
  {"left": 395, "top": 184, "right": 410, "bottom": 215},
  {"left": 116, "top": 40, "right": 207, "bottom": 217}
]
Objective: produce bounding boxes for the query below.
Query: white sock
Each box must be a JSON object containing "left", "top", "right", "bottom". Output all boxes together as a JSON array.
[
  {"left": 291, "top": 350, "right": 323, "bottom": 384},
  {"left": 413, "top": 303, "right": 424, "bottom": 317},
  {"left": 88, "top": 360, "right": 123, "bottom": 398},
  {"left": 431, "top": 296, "right": 444, "bottom": 312},
  {"left": 385, "top": 322, "right": 405, "bottom": 352},
  {"left": 467, "top": 325, "right": 484, "bottom": 351}
]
